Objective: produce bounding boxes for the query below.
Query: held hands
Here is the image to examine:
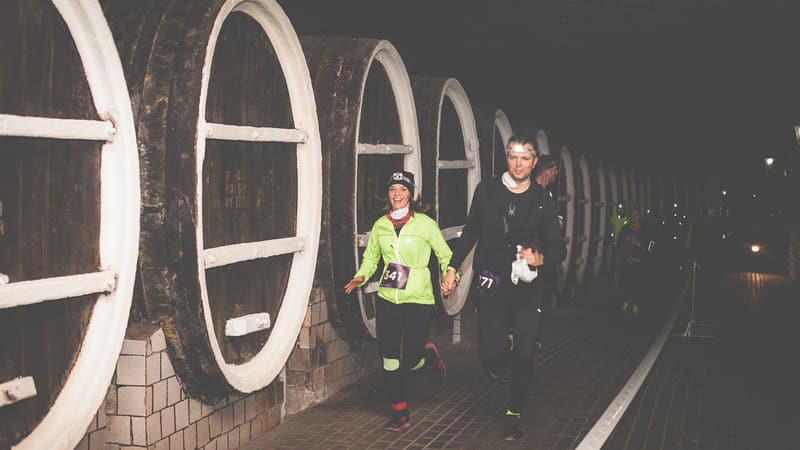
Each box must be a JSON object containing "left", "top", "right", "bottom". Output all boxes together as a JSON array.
[
  {"left": 343, "top": 275, "right": 365, "bottom": 295},
  {"left": 519, "top": 246, "right": 544, "bottom": 267},
  {"left": 441, "top": 269, "right": 458, "bottom": 297}
]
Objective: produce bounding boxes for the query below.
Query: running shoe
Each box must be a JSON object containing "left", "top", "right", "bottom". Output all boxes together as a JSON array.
[
  {"left": 424, "top": 342, "right": 446, "bottom": 384},
  {"left": 385, "top": 408, "right": 410, "bottom": 431},
  {"left": 503, "top": 411, "right": 523, "bottom": 441}
]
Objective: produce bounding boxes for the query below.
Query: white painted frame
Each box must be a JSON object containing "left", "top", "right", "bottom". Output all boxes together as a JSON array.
[
  {"left": 557, "top": 145, "right": 575, "bottom": 292},
  {"left": 354, "top": 41, "right": 422, "bottom": 338},
  {"left": 620, "top": 167, "right": 631, "bottom": 210},
  {"left": 494, "top": 109, "right": 514, "bottom": 151},
  {"left": 638, "top": 173, "right": 647, "bottom": 214},
  {"left": 574, "top": 154, "right": 592, "bottom": 285},
  {"left": 5, "top": 1, "right": 140, "bottom": 449},
  {"left": 434, "top": 79, "right": 480, "bottom": 316},
  {"left": 605, "top": 166, "right": 620, "bottom": 270},
  {"left": 592, "top": 162, "right": 608, "bottom": 279},
  {"left": 195, "top": 0, "right": 322, "bottom": 392},
  {"left": 535, "top": 128, "right": 551, "bottom": 156}
]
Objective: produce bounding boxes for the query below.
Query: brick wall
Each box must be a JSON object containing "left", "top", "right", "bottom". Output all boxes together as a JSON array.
[
  {"left": 77, "top": 324, "right": 283, "bottom": 450},
  {"left": 284, "top": 285, "right": 380, "bottom": 415}
]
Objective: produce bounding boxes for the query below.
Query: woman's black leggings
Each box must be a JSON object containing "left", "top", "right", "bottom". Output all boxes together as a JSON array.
[
  {"left": 477, "top": 280, "right": 543, "bottom": 413},
  {"left": 375, "top": 299, "right": 435, "bottom": 405}
]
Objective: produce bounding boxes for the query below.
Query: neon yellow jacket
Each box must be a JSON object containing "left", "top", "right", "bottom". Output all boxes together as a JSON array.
[
  {"left": 354, "top": 213, "right": 452, "bottom": 305},
  {"left": 610, "top": 215, "right": 629, "bottom": 243}
]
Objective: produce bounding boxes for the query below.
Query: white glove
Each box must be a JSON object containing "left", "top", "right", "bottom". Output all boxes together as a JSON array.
[{"left": 511, "top": 245, "right": 538, "bottom": 285}]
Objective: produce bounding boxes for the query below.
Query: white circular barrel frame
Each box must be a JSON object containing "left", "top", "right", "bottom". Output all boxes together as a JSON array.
[
  {"left": 556, "top": 145, "right": 576, "bottom": 291},
  {"left": 657, "top": 175, "right": 666, "bottom": 215},
  {"left": 433, "top": 79, "right": 481, "bottom": 316},
  {"left": 620, "top": 167, "right": 631, "bottom": 211},
  {"left": 592, "top": 162, "right": 609, "bottom": 278},
  {"left": 629, "top": 170, "right": 639, "bottom": 213},
  {"left": 0, "top": 1, "right": 140, "bottom": 448},
  {"left": 574, "top": 154, "right": 593, "bottom": 284},
  {"left": 355, "top": 42, "right": 422, "bottom": 338},
  {"left": 196, "top": 0, "right": 322, "bottom": 392},
  {"left": 535, "top": 128, "right": 551, "bottom": 156},
  {"left": 605, "top": 166, "right": 621, "bottom": 269},
  {"left": 672, "top": 177, "right": 680, "bottom": 210},
  {"left": 495, "top": 110, "right": 514, "bottom": 152},
  {"left": 640, "top": 173, "right": 646, "bottom": 213}
]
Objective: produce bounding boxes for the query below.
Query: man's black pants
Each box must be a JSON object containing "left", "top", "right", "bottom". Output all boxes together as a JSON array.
[{"left": 477, "top": 278, "right": 542, "bottom": 413}]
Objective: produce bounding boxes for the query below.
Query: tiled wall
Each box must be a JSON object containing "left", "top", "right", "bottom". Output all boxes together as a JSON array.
[
  {"left": 77, "top": 324, "right": 283, "bottom": 450},
  {"left": 284, "top": 285, "right": 380, "bottom": 415},
  {"left": 76, "top": 285, "right": 457, "bottom": 448}
]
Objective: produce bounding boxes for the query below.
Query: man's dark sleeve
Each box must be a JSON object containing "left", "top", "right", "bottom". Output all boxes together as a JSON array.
[
  {"left": 450, "top": 182, "right": 483, "bottom": 269},
  {"left": 539, "top": 192, "right": 566, "bottom": 268}
]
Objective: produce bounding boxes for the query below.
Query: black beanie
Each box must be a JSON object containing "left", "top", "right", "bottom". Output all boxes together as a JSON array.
[{"left": 388, "top": 171, "right": 415, "bottom": 197}]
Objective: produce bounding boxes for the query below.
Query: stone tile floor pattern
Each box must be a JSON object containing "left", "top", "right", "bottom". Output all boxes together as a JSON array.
[{"left": 244, "top": 268, "right": 799, "bottom": 449}]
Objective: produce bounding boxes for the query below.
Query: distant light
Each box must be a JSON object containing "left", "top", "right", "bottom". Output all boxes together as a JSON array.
[
  {"left": 673, "top": 203, "right": 678, "bottom": 208},
  {"left": 646, "top": 209, "right": 651, "bottom": 214},
  {"left": 673, "top": 236, "right": 678, "bottom": 240},
  {"left": 678, "top": 222, "right": 683, "bottom": 226},
  {"left": 751, "top": 244, "right": 761, "bottom": 253},
  {"left": 722, "top": 234, "right": 726, "bottom": 239},
  {"left": 765, "top": 157, "right": 775, "bottom": 166},
  {"left": 752, "top": 193, "right": 757, "bottom": 199},
  {"left": 722, "top": 190, "right": 727, "bottom": 196},
  {"left": 618, "top": 203, "right": 623, "bottom": 208},
  {"left": 662, "top": 220, "right": 665, "bottom": 225}
]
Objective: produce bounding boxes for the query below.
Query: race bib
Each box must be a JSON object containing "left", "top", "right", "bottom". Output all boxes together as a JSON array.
[
  {"left": 476, "top": 270, "right": 501, "bottom": 296},
  {"left": 379, "top": 262, "right": 410, "bottom": 289}
]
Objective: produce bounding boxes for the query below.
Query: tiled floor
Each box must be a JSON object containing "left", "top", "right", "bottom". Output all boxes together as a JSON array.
[{"left": 243, "top": 267, "right": 798, "bottom": 449}]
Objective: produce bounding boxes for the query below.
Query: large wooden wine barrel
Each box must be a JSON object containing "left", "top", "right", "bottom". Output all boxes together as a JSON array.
[
  {"left": 637, "top": 173, "right": 647, "bottom": 214},
  {"left": 534, "top": 128, "right": 552, "bottom": 156},
  {"left": 104, "top": 0, "right": 322, "bottom": 397},
  {"left": 591, "top": 162, "right": 609, "bottom": 278},
  {"left": 474, "top": 108, "right": 513, "bottom": 179},
  {"left": 555, "top": 145, "right": 575, "bottom": 292},
  {"left": 301, "top": 37, "right": 422, "bottom": 340},
  {"left": 412, "top": 77, "right": 480, "bottom": 316},
  {"left": 605, "top": 166, "right": 621, "bottom": 271},
  {"left": 656, "top": 175, "right": 666, "bottom": 216},
  {"left": 573, "top": 153, "right": 593, "bottom": 285},
  {"left": 0, "top": 1, "right": 139, "bottom": 448},
  {"left": 620, "top": 167, "right": 632, "bottom": 210}
]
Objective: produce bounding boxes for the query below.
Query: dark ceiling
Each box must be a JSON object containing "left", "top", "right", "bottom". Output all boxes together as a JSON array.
[{"left": 278, "top": 0, "right": 800, "bottom": 181}]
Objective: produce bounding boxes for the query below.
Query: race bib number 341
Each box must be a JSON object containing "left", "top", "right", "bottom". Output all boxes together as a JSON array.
[{"left": 379, "top": 263, "right": 411, "bottom": 289}]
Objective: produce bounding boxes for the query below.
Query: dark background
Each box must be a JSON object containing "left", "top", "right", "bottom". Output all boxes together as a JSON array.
[{"left": 279, "top": 0, "right": 800, "bottom": 210}]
